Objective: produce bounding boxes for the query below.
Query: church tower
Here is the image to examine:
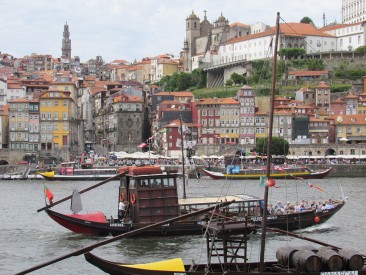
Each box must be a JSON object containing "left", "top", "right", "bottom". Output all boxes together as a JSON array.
[
  {"left": 62, "top": 22, "right": 72, "bottom": 59},
  {"left": 184, "top": 11, "right": 201, "bottom": 72}
]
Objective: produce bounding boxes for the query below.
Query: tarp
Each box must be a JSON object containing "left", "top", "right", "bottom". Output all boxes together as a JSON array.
[{"left": 121, "top": 258, "right": 185, "bottom": 271}]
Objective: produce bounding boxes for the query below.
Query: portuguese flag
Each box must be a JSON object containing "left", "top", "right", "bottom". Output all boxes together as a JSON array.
[{"left": 44, "top": 186, "right": 54, "bottom": 204}]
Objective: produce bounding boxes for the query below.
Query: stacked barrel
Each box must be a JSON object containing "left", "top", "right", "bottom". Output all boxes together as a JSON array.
[{"left": 276, "top": 245, "right": 364, "bottom": 272}]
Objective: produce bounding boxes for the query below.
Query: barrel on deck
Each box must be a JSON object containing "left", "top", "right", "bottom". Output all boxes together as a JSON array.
[
  {"left": 316, "top": 248, "right": 344, "bottom": 271},
  {"left": 276, "top": 246, "right": 298, "bottom": 267},
  {"left": 292, "top": 249, "right": 322, "bottom": 272},
  {"left": 338, "top": 248, "right": 364, "bottom": 271}
]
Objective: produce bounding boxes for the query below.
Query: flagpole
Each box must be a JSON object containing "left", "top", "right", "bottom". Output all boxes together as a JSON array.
[{"left": 179, "top": 115, "right": 187, "bottom": 199}]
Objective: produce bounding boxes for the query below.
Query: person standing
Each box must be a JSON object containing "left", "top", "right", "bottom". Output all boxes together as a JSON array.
[{"left": 118, "top": 201, "right": 126, "bottom": 221}]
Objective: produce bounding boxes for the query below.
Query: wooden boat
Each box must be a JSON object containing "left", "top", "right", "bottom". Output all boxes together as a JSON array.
[
  {"left": 202, "top": 166, "right": 333, "bottom": 180},
  {"left": 85, "top": 246, "right": 366, "bottom": 275},
  {"left": 38, "top": 161, "right": 118, "bottom": 181},
  {"left": 45, "top": 165, "right": 345, "bottom": 236}
]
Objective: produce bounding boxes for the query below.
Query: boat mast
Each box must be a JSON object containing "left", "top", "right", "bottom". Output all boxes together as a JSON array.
[
  {"left": 259, "top": 11, "right": 280, "bottom": 272},
  {"left": 179, "top": 115, "right": 187, "bottom": 199}
]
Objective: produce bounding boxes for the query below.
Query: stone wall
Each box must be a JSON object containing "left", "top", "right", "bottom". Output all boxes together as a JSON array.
[{"left": 194, "top": 143, "right": 366, "bottom": 157}]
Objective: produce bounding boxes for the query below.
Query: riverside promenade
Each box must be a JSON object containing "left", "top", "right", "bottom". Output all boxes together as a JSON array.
[{"left": 0, "top": 163, "right": 364, "bottom": 178}]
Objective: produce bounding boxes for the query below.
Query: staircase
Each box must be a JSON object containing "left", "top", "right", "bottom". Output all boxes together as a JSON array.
[{"left": 211, "top": 74, "right": 224, "bottom": 88}]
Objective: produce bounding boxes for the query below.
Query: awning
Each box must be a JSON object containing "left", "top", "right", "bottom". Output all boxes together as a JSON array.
[
  {"left": 347, "top": 136, "right": 366, "bottom": 140},
  {"left": 309, "top": 129, "right": 328, "bottom": 133}
]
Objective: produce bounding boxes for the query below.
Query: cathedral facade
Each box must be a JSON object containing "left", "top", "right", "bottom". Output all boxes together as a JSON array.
[{"left": 182, "top": 11, "right": 258, "bottom": 72}]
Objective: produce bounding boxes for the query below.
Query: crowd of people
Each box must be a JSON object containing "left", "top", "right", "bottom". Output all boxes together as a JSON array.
[{"left": 268, "top": 199, "right": 340, "bottom": 215}]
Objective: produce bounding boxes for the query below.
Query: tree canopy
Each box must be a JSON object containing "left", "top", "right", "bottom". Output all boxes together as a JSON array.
[
  {"left": 253, "top": 137, "right": 289, "bottom": 156},
  {"left": 300, "top": 16, "right": 314, "bottom": 24}
]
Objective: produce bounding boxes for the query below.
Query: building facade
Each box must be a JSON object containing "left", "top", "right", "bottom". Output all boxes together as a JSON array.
[{"left": 342, "top": 0, "right": 366, "bottom": 23}]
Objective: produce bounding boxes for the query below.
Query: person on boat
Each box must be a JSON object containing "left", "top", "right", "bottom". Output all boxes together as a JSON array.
[
  {"left": 274, "top": 201, "right": 285, "bottom": 214},
  {"left": 118, "top": 201, "right": 126, "bottom": 222},
  {"left": 283, "top": 201, "right": 291, "bottom": 212},
  {"left": 316, "top": 201, "right": 323, "bottom": 212},
  {"left": 323, "top": 200, "right": 335, "bottom": 210}
]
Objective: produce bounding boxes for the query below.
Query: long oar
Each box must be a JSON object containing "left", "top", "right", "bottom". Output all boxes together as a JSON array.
[
  {"left": 16, "top": 200, "right": 233, "bottom": 275},
  {"left": 37, "top": 172, "right": 126, "bottom": 212}
]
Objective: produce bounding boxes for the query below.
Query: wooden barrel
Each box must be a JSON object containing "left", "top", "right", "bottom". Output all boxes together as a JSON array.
[
  {"left": 297, "top": 245, "right": 317, "bottom": 252},
  {"left": 316, "top": 248, "right": 344, "bottom": 271},
  {"left": 338, "top": 248, "right": 364, "bottom": 271},
  {"left": 292, "top": 249, "right": 322, "bottom": 272},
  {"left": 276, "top": 246, "right": 298, "bottom": 267}
]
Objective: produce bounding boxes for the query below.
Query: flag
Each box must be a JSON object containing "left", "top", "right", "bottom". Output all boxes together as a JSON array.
[
  {"left": 308, "top": 182, "right": 323, "bottom": 192},
  {"left": 44, "top": 186, "right": 54, "bottom": 204},
  {"left": 176, "top": 138, "right": 182, "bottom": 148},
  {"left": 259, "top": 176, "right": 266, "bottom": 187},
  {"left": 178, "top": 124, "right": 191, "bottom": 134},
  {"left": 138, "top": 142, "right": 147, "bottom": 148}
]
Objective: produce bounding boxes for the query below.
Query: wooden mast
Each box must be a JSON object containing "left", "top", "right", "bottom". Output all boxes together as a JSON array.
[
  {"left": 179, "top": 115, "right": 187, "bottom": 199},
  {"left": 259, "top": 11, "right": 281, "bottom": 272}
]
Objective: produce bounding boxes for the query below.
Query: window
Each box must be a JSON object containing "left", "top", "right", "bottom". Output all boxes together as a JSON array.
[
  {"left": 54, "top": 100, "right": 59, "bottom": 106},
  {"left": 63, "top": 112, "right": 68, "bottom": 120},
  {"left": 63, "top": 100, "right": 68, "bottom": 107}
]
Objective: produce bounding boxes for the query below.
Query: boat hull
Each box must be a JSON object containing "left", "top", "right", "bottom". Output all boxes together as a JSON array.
[
  {"left": 45, "top": 201, "right": 344, "bottom": 237},
  {"left": 46, "top": 209, "right": 206, "bottom": 237},
  {"left": 203, "top": 167, "right": 333, "bottom": 180},
  {"left": 251, "top": 202, "right": 345, "bottom": 231},
  {"left": 84, "top": 252, "right": 366, "bottom": 275},
  {"left": 41, "top": 174, "right": 118, "bottom": 181}
]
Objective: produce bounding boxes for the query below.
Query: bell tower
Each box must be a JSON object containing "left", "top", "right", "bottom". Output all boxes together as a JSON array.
[
  {"left": 184, "top": 11, "right": 200, "bottom": 72},
  {"left": 61, "top": 22, "right": 72, "bottom": 59}
]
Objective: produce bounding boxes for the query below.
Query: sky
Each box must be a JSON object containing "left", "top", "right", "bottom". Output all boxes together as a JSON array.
[{"left": 1, "top": 0, "right": 342, "bottom": 63}]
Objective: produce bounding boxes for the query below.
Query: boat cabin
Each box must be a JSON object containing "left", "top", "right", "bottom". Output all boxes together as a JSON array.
[{"left": 118, "top": 166, "right": 180, "bottom": 224}]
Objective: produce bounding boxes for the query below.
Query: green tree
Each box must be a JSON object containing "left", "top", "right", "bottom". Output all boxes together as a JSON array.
[
  {"left": 254, "top": 137, "right": 289, "bottom": 156},
  {"left": 191, "top": 68, "right": 207, "bottom": 88},
  {"left": 177, "top": 73, "right": 192, "bottom": 91},
  {"left": 225, "top": 79, "right": 233, "bottom": 86},
  {"left": 278, "top": 48, "right": 306, "bottom": 59},
  {"left": 230, "top": 72, "right": 245, "bottom": 85},
  {"left": 300, "top": 16, "right": 314, "bottom": 24},
  {"left": 307, "top": 59, "right": 325, "bottom": 70},
  {"left": 355, "top": 46, "right": 366, "bottom": 54}
]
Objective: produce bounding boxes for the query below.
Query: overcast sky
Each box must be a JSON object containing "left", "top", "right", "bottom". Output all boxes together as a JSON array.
[{"left": 1, "top": 0, "right": 342, "bottom": 63}]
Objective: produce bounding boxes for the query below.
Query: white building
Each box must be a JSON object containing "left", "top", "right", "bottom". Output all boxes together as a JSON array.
[
  {"left": 342, "top": 0, "right": 366, "bottom": 24},
  {"left": 321, "top": 22, "right": 365, "bottom": 51}
]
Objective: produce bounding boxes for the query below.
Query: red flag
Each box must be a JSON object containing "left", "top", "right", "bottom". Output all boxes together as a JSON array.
[
  {"left": 266, "top": 179, "right": 275, "bottom": 187},
  {"left": 138, "top": 143, "right": 147, "bottom": 148},
  {"left": 44, "top": 186, "right": 54, "bottom": 204},
  {"left": 308, "top": 182, "right": 323, "bottom": 192}
]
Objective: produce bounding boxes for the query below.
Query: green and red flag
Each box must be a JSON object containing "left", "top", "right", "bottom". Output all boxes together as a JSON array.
[{"left": 44, "top": 186, "right": 54, "bottom": 204}]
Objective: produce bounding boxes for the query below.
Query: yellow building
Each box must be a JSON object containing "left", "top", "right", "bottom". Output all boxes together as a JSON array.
[
  {"left": 335, "top": 114, "right": 366, "bottom": 144},
  {"left": 39, "top": 89, "right": 78, "bottom": 158}
]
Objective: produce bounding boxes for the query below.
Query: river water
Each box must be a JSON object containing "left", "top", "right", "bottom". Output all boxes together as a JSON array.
[{"left": 1, "top": 177, "right": 365, "bottom": 274}]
